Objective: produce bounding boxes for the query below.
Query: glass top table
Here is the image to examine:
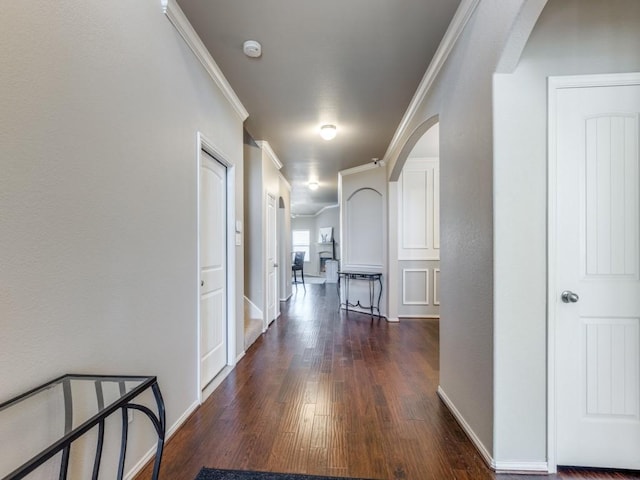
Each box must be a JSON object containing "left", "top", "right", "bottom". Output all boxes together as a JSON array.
[{"left": 0, "top": 374, "right": 165, "bottom": 480}]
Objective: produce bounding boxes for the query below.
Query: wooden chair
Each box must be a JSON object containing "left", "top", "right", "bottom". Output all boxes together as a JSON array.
[{"left": 292, "top": 251, "right": 305, "bottom": 289}]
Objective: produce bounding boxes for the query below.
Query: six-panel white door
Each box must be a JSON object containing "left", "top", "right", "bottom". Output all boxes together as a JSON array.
[
  {"left": 555, "top": 78, "right": 640, "bottom": 468},
  {"left": 199, "top": 151, "right": 227, "bottom": 388}
]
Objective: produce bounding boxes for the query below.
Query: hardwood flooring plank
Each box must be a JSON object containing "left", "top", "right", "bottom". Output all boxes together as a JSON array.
[{"left": 135, "top": 284, "right": 640, "bottom": 480}]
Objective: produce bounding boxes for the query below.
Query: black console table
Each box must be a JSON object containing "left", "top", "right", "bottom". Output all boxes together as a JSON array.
[
  {"left": 0, "top": 374, "right": 165, "bottom": 480},
  {"left": 338, "top": 270, "right": 383, "bottom": 319}
]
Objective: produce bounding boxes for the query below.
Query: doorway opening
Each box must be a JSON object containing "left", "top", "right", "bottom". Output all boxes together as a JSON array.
[
  {"left": 197, "top": 132, "right": 237, "bottom": 402},
  {"left": 393, "top": 120, "right": 441, "bottom": 321}
]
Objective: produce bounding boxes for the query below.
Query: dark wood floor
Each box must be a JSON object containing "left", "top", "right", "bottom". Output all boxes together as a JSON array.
[{"left": 136, "top": 284, "right": 640, "bottom": 480}]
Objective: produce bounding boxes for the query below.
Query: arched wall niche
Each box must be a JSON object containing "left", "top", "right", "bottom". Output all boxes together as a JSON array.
[{"left": 345, "top": 187, "right": 384, "bottom": 269}]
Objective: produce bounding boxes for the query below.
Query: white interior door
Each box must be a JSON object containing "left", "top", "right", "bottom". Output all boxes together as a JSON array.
[
  {"left": 554, "top": 76, "right": 640, "bottom": 469},
  {"left": 266, "top": 194, "right": 277, "bottom": 326},
  {"left": 200, "top": 151, "right": 227, "bottom": 388}
]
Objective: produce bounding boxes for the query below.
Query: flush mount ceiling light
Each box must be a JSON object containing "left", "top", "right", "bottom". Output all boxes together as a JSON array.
[
  {"left": 319, "top": 124, "right": 337, "bottom": 141},
  {"left": 308, "top": 182, "right": 319, "bottom": 190},
  {"left": 243, "top": 40, "right": 262, "bottom": 58}
]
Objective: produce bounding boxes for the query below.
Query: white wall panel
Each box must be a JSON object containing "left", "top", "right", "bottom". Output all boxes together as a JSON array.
[
  {"left": 583, "top": 318, "right": 639, "bottom": 418},
  {"left": 584, "top": 115, "right": 638, "bottom": 278},
  {"left": 345, "top": 187, "right": 384, "bottom": 269},
  {"left": 398, "top": 158, "right": 440, "bottom": 260},
  {"left": 402, "top": 268, "right": 430, "bottom": 305}
]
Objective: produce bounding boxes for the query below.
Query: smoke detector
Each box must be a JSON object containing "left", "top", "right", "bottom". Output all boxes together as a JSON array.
[{"left": 243, "top": 40, "right": 262, "bottom": 58}]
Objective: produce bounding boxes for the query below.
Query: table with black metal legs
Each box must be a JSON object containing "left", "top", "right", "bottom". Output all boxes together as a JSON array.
[
  {"left": 0, "top": 374, "right": 165, "bottom": 480},
  {"left": 337, "top": 270, "right": 383, "bottom": 320}
]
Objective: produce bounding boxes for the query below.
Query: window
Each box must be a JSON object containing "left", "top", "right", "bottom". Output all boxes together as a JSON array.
[{"left": 292, "top": 230, "right": 310, "bottom": 262}]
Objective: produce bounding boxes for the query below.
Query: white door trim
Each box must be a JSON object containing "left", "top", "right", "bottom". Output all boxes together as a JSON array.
[
  {"left": 547, "top": 72, "right": 640, "bottom": 473},
  {"left": 264, "top": 193, "right": 278, "bottom": 330},
  {"left": 196, "top": 132, "right": 237, "bottom": 403}
]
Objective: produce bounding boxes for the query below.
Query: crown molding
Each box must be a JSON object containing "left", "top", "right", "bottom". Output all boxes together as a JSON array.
[
  {"left": 255, "top": 141, "right": 283, "bottom": 170},
  {"left": 313, "top": 204, "right": 339, "bottom": 217},
  {"left": 293, "top": 204, "right": 339, "bottom": 218},
  {"left": 339, "top": 161, "right": 385, "bottom": 178},
  {"left": 161, "top": 0, "right": 249, "bottom": 122},
  {"left": 382, "top": 0, "right": 480, "bottom": 165}
]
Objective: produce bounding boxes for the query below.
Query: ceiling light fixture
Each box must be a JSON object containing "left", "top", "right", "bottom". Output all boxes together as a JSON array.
[
  {"left": 308, "top": 182, "right": 319, "bottom": 191},
  {"left": 320, "top": 124, "right": 337, "bottom": 141}
]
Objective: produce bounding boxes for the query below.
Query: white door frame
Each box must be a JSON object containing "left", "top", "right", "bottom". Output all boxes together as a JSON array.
[
  {"left": 547, "top": 72, "right": 640, "bottom": 473},
  {"left": 196, "top": 131, "right": 237, "bottom": 402},
  {"left": 265, "top": 192, "right": 278, "bottom": 330}
]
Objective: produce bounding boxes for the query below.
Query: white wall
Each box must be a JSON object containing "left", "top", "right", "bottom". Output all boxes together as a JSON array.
[
  {"left": 243, "top": 140, "right": 288, "bottom": 322},
  {"left": 244, "top": 139, "right": 263, "bottom": 311},
  {"left": 0, "top": 1, "right": 244, "bottom": 477},
  {"left": 493, "top": 0, "right": 640, "bottom": 465}
]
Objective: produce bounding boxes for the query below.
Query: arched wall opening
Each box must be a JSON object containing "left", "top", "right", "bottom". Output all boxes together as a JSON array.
[{"left": 388, "top": 121, "right": 441, "bottom": 322}]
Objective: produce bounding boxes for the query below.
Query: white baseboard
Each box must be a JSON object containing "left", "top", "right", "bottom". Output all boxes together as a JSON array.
[
  {"left": 399, "top": 314, "right": 440, "bottom": 319},
  {"left": 236, "top": 350, "right": 245, "bottom": 363},
  {"left": 437, "top": 386, "right": 495, "bottom": 469},
  {"left": 386, "top": 317, "right": 400, "bottom": 323},
  {"left": 280, "top": 293, "right": 292, "bottom": 302},
  {"left": 494, "top": 461, "right": 549, "bottom": 473},
  {"left": 436, "top": 386, "right": 550, "bottom": 474},
  {"left": 125, "top": 399, "right": 199, "bottom": 479}
]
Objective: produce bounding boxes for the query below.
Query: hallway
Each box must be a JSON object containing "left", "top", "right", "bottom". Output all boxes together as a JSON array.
[{"left": 137, "top": 285, "right": 639, "bottom": 480}]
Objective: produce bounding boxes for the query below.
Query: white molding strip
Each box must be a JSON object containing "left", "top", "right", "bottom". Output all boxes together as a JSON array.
[
  {"left": 382, "top": 0, "right": 480, "bottom": 166},
  {"left": 494, "top": 461, "right": 549, "bottom": 473},
  {"left": 339, "top": 161, "right": 386, "bottom": 177},
  {"left": 402, "top": 268, "right": 430, "bottom": 305},
  {"left": 256, "top": 140, "right": 284, "bottom": 170},
  {"left": 399, "top": 315, "right": 440, "bottom": 319},
  {"left": 125, "top": 399, "right": 199, "bottom": 479},
  {"left": 161, "top": 0, "right": 249, "bottom": 121},
  {"left": 294, "top": 204, "right": 339, "bottom": 218},
  {"left": 434, "top": 268, "right": 440, "bottom": 305},
  {"left": 386, "top": 317, "right": 400, "bottom": 323},
  {"left": 437, "top": 386, "right": 495, "bottom": 470}
]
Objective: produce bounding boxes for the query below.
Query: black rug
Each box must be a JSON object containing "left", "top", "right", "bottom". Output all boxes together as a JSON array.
[{"left": 194, "top": 468, "right": 375, "bottom": 480}]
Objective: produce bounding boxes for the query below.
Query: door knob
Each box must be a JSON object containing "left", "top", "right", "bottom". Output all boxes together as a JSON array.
[
  {"left": 201, "top": 280, "right": 204, "bottom": 287},
  {"left": 273, "top": 263, "right": 278, "bottom": 268},
  {"left": 561, "top": 290, "right": 579, "bottom": 303}
]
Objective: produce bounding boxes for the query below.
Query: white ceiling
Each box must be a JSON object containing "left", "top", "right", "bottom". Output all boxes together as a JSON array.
[{"left": 177, "top": 0, "right": 459, "bottom": 215}]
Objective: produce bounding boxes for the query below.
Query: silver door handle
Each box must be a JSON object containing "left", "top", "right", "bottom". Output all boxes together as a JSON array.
[
  {"left": 561, "top": 290, "right": 579, "bottom": 303},
  {"left": 201, "top": 280, "right": 204, "bottom": 287},
  {"left": 274, "top": 263, "right": 278, "bottom": 267}
]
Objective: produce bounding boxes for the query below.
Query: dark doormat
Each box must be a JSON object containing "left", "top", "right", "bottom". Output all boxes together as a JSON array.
[{"left": 194, "top": 468, "right": 376, "bottom": 480}]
